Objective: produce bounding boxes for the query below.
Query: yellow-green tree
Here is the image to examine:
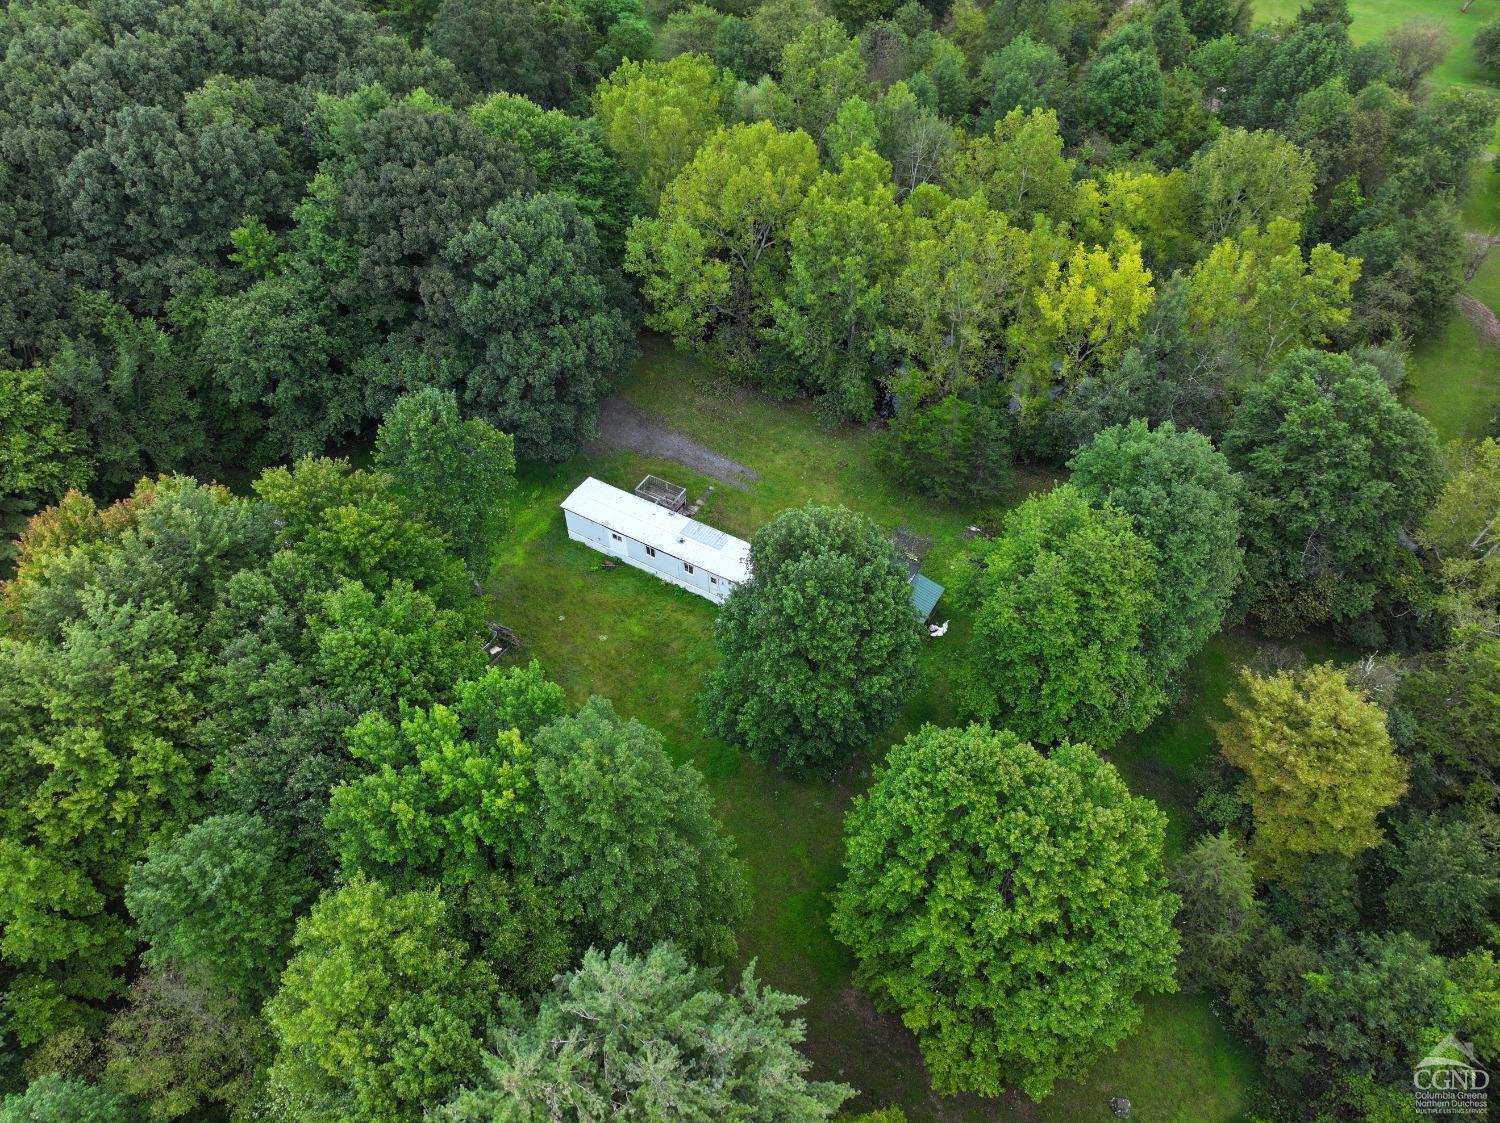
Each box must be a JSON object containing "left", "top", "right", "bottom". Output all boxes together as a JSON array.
[
  {"left": 1074, "top": 167, "right": 1196, "bottom": 266},
  {"left": 1216, "top": 664, "right": 1407, "bottom": 881},
  {"left": 1015, "top": 231, "right": 1155, "bottom": 387},
  {"left": 947, "top": 107, "right": 1076, "bottom": 227},
  {"left": 1421, "top": 437, "right": 1500, "bottom": 633},
  {"left": 594, "top": 55, "right": 732, "bottom": 208},
  {"left": 625, "top": 121, "right": 819, "bottom": 363},
  {"left": 889, "top": 190, "right": 1033, "bottom": 400},
  {"left": 1186, "top": 218, "right": 1359, "bottom": 378}
]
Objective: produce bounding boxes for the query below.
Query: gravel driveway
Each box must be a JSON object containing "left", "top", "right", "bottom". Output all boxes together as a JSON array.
[{"left": 589, "top": 396, "right": 761, "bottom": 490}]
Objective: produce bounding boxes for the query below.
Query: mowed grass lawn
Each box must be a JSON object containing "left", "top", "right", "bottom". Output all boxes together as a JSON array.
[{"left": 486, "top": 340, "right": 1260, "bottom": 1122}]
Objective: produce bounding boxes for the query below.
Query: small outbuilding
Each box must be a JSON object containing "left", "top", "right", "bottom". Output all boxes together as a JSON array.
[{"left": 561, "top": 477, "right": 750, "bottom": 604}]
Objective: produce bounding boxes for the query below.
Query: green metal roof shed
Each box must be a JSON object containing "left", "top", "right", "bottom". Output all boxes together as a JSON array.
[{"left": 910, "top": 572, "right": 944, "bottom": 620}]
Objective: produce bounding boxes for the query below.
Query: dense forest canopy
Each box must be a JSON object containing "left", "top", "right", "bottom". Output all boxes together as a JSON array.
[{"left": 1, "top": 0, "right": 1498, "bottom": 1117}]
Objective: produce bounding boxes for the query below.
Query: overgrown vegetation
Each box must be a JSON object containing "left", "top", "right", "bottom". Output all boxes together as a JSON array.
[{"left": 1, "top": 0, "right": 1498, "bottom": 1118}]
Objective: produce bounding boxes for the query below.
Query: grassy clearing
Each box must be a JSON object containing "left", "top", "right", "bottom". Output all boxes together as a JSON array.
[
  {"left": 485, "top": 341, "right": 1266, "bottom": 1121},
  {"left": 1252, "top": 1, "right": 1500, "bottom": 442},
  {"left": 1254, "top": 0, "right": 1498, "bottom": 93}
]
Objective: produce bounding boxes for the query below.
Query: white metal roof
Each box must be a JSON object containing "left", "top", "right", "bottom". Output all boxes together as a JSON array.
[{"left": 561, "top": 477, "right": 752, "bottom": 583}]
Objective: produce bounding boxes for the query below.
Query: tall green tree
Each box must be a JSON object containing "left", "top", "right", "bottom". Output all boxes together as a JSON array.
[
  {"left": 1421, "top": 438, "right": 1500, "bottom": 634},
  {"left": 1397, "top": 632, "right": 1500, "bottom": 815},
  {"left": 1217, "top": 663, "right": 1407, "bottom": 881},
  {"left": 125, "top": 813, "right": 316, "bottom": 1003},
  {"left": 594, "top": 54, "right": 732, "bottom": 208},
  {"left": 770, "top": 149, "right": 905, "bottom": 420},
  {"left": 702, "top": 504, "right": 921, "bottom": 772},
  {"left": 831, "top": 725, "right": 1179, "bottom": 1099},
  {"left": 626, "top": 121, "right": 820, "bottom": 364},
  {"left": 952, "top": 485, "right": 1163, "bottom": 746},
  {"left": 0, "top": 366, "right": 90, "bottom": 560},
  {"left": 427, "top": 0, "right": 593, "bottom": 107},
  {"left": 440, "top": 943, "right": 852, "bottom": 1121},
  {"left": 104, "top": 969, "right": 265, "bottom": 1123},
  {"left": 889, "top": 191, "right": 1032, "bottom": 400},
  {"left": 528, "top": 698, "right": 749, "bottom": 961},
  {"left": 1169, "top": 831, "right": 1262, "bottom": 991},
  {"left": 1069, "top": 420, "right": 1243, "bottom": 689},
  {"left": 948, "top": 107, "right": 1076, "bottom": 228},
  {"left": 325, "top": 703, "right": 532, "bottom": 885},
  {"left": 1223, "top": 348, "right": 1441, "bottom": 632},
  {"left": 1187, "top": 127, "right": 1317, "bottom": 243},
  {"left": 432, "top": 193, "right": 635, "bottom": 462},
  {"left": 265, "top": 878, "right": 497, "bottom": 1123},
  {"left": 1185, "top": 219, "right": 1359, "bottom": 380},
  {"left": 374, "top": 387, "right": 516, "bottom": 580},
  {"left": 0, "top": 1075, "right": 130, "bottom": 1123},
  {"left": 1083, "top": 25, "right": 1164, "bottom": 146}
]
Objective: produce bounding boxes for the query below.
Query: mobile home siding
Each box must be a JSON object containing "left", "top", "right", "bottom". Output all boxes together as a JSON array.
[{"left": 560, "top": 478, "right": 750, "bottom": 605}]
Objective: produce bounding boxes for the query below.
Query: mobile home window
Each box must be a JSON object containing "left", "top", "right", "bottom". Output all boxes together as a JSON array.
[
  {"left": 684, "top": 563, "right": 694, "bottom": 574},
  {"left": 611, "top": 532, "right": 622, "bottom": 541},
  {"left": 709, "top": 576, "right": 717, "bottom": 584},
  {"left": 645, "top": 546, "right": 656, "bottom": 557}
]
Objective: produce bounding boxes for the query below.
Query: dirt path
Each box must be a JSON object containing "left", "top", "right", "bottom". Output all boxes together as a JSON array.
[
  {"left": 588, "top": 396, "right": 761, "bottom": 490},
  {"left": 1457, "top": 293, "right": 1500, "bottom": 347}
]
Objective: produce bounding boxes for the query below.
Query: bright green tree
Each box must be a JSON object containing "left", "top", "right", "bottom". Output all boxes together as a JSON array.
[
  {"left": 594, "top": 54, "right": 732, "bottom": 207},
  {"left": 770, "top": 149, "right": 905, "bottom": 420},
  {"left": 1186, "top": 219, "right": 1359, "bottom": 380},
  {"left": 326, "top": 703, "right": 532, "bottom": 885},
  {"left": 1223, "top": 348, "right": 1441, "bottom": 632},
  {"left": 1216, "top": 663, "right": 1407, "bottom": 881},
  {"left": 952, "top": 485, "right": 1163, "bottom": 746},
  {"left": 439, "top": 943, "right": 852, "bottom": 1121},
  {"left": 890, "top": 191, "right": 1032, "bottom": 400},
  {"left": 265, "top": 878, "right": 497, "bottom": 1123},
  {"left": 626, "top": 121, "right": 820, "bottom": 363},
  {"left": 831, "top": 725, "right": 1179, "bottom": 1099},
  {"left": 773, "top": 20, "right": 872, "bottom": 149},
  {"left": 1187, "top": 127, "right": 1317, "bottom": 242},
  {"left": 125, "top": 814, "right": 316, "bottom": 1003},
  {"left": 1069, "top": 420, "right": 1243, "bottom": 689},
  {"left": 528, "top": 698, "right": 749, "bottom": 961},
  {"left": 374, "top": 387, "right": 516, "bottom": 580},
  {"left": 948, "top": 107, "right": 1076, "bottom": 227},
  {"left": 1016, "top": 231, "right": 1155, "bottom": 386},
  {"left": 702, "top": 504, "right": 921, "bottom": 772},
  {"left": 1421, "top": 438, "right": 1500, "bottom": 633}
]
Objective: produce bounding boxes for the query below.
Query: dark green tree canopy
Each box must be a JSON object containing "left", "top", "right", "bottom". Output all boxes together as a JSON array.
[
  {"left": 1223, "top": 348, "right": 1442, "bottom": 633},
  {"left": 1069, "top": 419, "right": 1243, "bottom": 690},
  {"left": 125, "top": 813, "right": 317, "bottom": 1002},
  {"left": 428, "top": 192, "right": 635, "bottom": 461},
  {"left": 702, "top": 503, "right": 921, "bottom": 772},
  {"left": 527, "top": 697, "right": 750, "bottom": 962}
]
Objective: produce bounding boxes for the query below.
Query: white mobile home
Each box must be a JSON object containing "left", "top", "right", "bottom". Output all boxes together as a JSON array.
[{"left": 560, "top": 477, "right": 751, "bottom": 604}]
